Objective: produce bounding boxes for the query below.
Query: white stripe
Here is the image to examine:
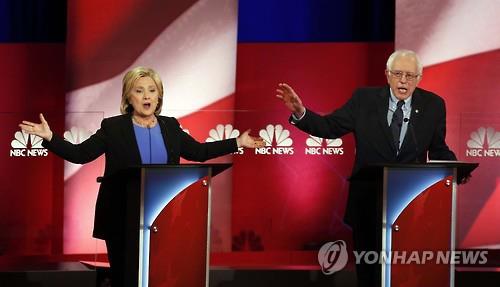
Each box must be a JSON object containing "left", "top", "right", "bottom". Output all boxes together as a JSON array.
[
  {"left": 396, "top": 0, "right": 500, "bottom": 67},
  {"left": 66, "top": 0, "right": 237, "bottom": 119}
]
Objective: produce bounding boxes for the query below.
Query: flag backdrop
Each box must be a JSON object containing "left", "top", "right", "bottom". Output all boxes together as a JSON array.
[
  {"left": 0, "top": 0, "right": 67, "bottom": 261},
  {"left": 0, "top": 0, "right": 498, "bottom": 270},
  {"left": 396, "top": 0, "right": 500, "bottom": 249}
]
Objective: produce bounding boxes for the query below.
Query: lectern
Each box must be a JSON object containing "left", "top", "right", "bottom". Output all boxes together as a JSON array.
[
  {"left": 118, "top": 164, "right": 232, "bottom": 287},
  {"left": 351, "top": 162, "right": 478, "bottom": 287}
]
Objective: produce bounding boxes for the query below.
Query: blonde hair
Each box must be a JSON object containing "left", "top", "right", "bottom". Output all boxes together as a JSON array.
[{"left": 120, "top": 67, "right": 164, "bottom": 115}]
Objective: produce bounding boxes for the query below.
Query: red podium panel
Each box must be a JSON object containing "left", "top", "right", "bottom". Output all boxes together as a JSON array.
[
  {"left": 391, "top": 176, "right": 453, "bottom": 286},
  {"left": 148, "top": 176, "right": 210, "bottom": 286},
  {"left": 353, "top": 162, "right": 477, "bottom": 287},
  {"left": 119, "top": 164, "right": 231, "bottom": 287}
]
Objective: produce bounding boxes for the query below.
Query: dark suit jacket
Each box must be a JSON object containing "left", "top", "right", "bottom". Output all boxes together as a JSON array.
[
  {"left": 291, "top": 85, "right": 456, "bottom": 224},
  {"left": 43, "top": 114, "right": 238, "bottom": 239},
  {"left": 292, "top": 85, "right": 456, "bottom": 174}
]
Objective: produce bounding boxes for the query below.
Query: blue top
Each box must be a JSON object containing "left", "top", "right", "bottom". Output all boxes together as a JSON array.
[{"left": 133, "top": 123, "right": 168, "bottom": 164}]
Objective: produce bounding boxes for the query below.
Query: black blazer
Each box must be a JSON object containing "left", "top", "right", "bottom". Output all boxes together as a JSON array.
[
  {"left": 292, "top": 85, "right": 456, "bottom": 175},
  {"left": 43, "top": 114, "right": 238, "bottom": 239},
  {"left": 291, "top": 86, "right": 456, "bottom": 225}
]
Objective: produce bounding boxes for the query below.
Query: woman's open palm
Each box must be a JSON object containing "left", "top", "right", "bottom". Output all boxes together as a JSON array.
[{"left": 19, "top": 113, "right": 53, "bottom": 141}]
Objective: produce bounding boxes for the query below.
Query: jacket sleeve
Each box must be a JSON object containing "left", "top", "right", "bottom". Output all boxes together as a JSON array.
[
  {"left": 42, "top": 120, "right": 107, "bottom": 164},
  {"left": 428, "top": 97, "right": 457, "bottom": 160},
  {"left": 291, "top": 90, "right": 359, "bottom": 139},
  {"left": 175, "top": 119, "right": 238, "bottom": 162}
]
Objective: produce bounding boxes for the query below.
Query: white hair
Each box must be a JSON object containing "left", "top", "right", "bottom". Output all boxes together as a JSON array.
[{"left": 386, "top": 49, "right": 423, "bottom": 75}]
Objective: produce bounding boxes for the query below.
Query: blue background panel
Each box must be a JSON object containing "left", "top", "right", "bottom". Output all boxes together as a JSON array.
[{"left": 238, "top": 0, "right": 394, "bottom": 42}]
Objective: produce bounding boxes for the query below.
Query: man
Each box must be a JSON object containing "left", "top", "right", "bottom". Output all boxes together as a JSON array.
[{"left": 276, "top": 49, "right": 456, "bottom": 286}]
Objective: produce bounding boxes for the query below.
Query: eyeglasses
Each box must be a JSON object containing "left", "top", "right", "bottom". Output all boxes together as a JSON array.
[{"left": 389, "top": 70, "right": 420, "bottom": 81}]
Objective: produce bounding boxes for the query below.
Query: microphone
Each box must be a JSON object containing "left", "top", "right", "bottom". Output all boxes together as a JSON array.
[
  {"left": 148, "top": 124, "right": 152, "bottom": 164},
  {"left": 147, "top": 117, "right": 158, "bottom": 163},
  {"left": 404, "top": 117, "right": 419, "bottom": 163}
]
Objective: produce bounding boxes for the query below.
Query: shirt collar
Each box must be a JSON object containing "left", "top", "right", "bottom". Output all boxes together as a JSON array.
[{"left": 389, "top": 88, "right": 412, "bottom": 110}]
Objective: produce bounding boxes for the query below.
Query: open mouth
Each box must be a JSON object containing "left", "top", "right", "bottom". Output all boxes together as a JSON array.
[
  {"left": 398, "top": 87, "right": 408, "bottom": 94},
  {"left": 143, "top": 103, "right": 151, "bottom": 109}
]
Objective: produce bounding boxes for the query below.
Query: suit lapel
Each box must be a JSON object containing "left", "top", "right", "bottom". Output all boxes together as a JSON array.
[
  {"left": 409, "top": 89, "right": 422, "bottom": 129},
  {"left": 120, "top": 114, "right": 142, "bottom": 164},
  {"left": 376, "top": 86, "right": 397, "bottom": 154},
  {"left": 158, "top": 117, "right": 175, "bottom": 164}
]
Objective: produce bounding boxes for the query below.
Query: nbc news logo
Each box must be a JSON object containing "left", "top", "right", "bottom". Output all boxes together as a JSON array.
[
  {"left": 466, "top": 127, "right": 500, "bottom": 157},
  {"left": 64, "top": 126, "right": 92, "bottom": 144},
  {"left": 206, "top": 124, "right": 244, "bottom": 154},
  {"left": 305, "top": 135, "right": 344, "bottom": 155},
  {"left": 10, "top": 130, "right": 48, "bottom": 157},
  {"left": 255, "top": 124, "right": 294, "bottom": 155}
]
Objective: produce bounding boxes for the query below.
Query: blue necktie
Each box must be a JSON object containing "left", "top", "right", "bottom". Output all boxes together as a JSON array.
[{"left": 390, "top": 100, "right": 405, "bottom": 152}]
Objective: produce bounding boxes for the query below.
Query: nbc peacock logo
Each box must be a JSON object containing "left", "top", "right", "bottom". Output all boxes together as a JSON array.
[
  {"left": 64, "top": 127, "right": 92, "bottom": 144},
  {"left": 206, "top": 124, "right": 243, "bottom": 154},
  {"left": 305, "top": 135, "right": 344, "bottom": 155},
  {"left": 255, "top": 124, "right": 294, "bottom": 155},
  {"left": 466, "top": 127, "right": 500, "bottom": 157},
  {"left": 10, "top": 130, "right": 48, "bottom": 157}
]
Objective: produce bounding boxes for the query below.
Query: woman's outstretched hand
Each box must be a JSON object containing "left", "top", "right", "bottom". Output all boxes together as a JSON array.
[
  {"left": 236, "top": 129, "right": 265, "bottom": 148},
  {"left": 19, "top": 113, "right": 53, "bottom": 141}
]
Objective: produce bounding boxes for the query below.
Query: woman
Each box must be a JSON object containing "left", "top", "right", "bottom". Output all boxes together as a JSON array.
[{"left": 20, "top": 67, "right": 264, "bottom": 286}]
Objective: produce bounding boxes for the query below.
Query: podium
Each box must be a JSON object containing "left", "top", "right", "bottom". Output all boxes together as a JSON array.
[
  {"left": 351, "top": 162, "right": 478, "bottom": 287},
  {"left": 117, "top": 164, "right": 232, "bottom": 287}
]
